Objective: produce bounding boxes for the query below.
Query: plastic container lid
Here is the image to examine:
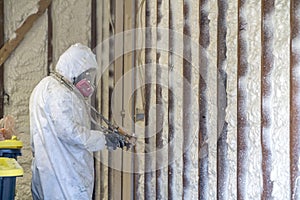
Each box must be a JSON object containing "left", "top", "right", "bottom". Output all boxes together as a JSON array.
[
  {"left": 0, "top": 158, "right": 23, "bottom": 177},
  {"left": 0, "top": 136, "right": 23, "bottom": 149}
]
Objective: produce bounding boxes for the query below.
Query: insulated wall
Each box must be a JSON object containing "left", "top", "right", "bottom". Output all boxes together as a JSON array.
[
  {"left": 94, "top": 0, "right": 292, "bottom": 199},
  {"left": 3, "top": 1, "right": 48, "bottom": 199},
  {"left": 3, "top": 0, "right": 92, "bottom": 199},
  {"left": 0, "top": 0, "right": 296, "bottom": 199}
]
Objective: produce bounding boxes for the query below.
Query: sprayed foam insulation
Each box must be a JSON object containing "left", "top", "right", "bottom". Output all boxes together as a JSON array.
[
  {"left": 3, "top": 0, "right": 91, "bottom": 199},
  {"left": 207, "top": 0, "right": 218, "bottom": 198},
  {"left": 271, "top": 1, "right": 290, "bottom": 199},
  {"left": 2, "top": 0, "right": 293, "bottom": 199},
  {"left": 4, "top": 0, "right": 47, "bottom": 199},
  {"left": 226, "top": 1, "right": 237, "bottom": 199},
  {"left": 51, "top": 0, "right": 91, "bottom": 67}
]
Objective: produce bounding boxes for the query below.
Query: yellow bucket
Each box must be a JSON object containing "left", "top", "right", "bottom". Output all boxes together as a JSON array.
[
  {"left": 0, "top": 136, "right": 22, "bottom": 149},
  {"left": 0, "top": 158, "right": 23, "bottom": 177}
]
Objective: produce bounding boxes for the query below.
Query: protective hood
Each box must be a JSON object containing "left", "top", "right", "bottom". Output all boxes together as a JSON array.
[{"left": 55, "top": 43, "right": 98, "bottom": 83}]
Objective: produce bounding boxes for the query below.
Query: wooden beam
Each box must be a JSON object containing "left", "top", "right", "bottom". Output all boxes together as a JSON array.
[{"left": 0, "top": 0, "right": 52, "bottom": 66}]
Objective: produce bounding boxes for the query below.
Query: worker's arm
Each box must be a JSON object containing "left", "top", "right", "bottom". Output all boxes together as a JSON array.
[{"left": 46, "top": 88, "right": 106, "bottom": 152}]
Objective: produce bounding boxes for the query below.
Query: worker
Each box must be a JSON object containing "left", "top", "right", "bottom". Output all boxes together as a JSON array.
[{"left": 29, "top": 43, "right": 124, "bottom": 200}]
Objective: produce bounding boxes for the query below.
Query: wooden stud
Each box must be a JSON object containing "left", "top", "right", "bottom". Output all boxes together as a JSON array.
[
  {"left": 111, "top": 0, "right": 124, "bottom": 199},
  {"left": 156, "top": 0, "right": 164, "bottom": 199},
  {"left": 91, "top": 0, "right": 98, "bottom": 199},
  {"left": 237, "top": 0, "right": 250, "bottom": 199},
  {"left": 216, "top": 0, "right": 229, "bottom": 199},
  {"left": 101, "top": 0, "right": 111, "bottom": 198},
  {"left": 47, "top": 1, "right": 52, "bottom": 74},
  {"left": 182, "top": 0, "right": 192, "bottom": 198},
  {"left": 290, "top": 1, "right": 300, "bottom": 199},
  {"left": 144, "top": 0, "right": 154, "bottom": 198},
  {"left": 133, "top": 0, "right": 138, "bottom": 199},
  {"left": 108, "top": 0, "right": 115, "bottom": 199},
  {"left": 199, "top": 0, "right": 209, "bottom": 199},
  {"left": 261, "top": 0, "right": 275, "bottom": 199},
  {"left": 122, "top": 0, "right": 135, "bottom": 199},
  {"left": 168, "top": 0, "right": 175, "bottom": 199}
]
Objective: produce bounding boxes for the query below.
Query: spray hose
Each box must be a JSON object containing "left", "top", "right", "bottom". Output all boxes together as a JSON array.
[
  {"left": 87, "top": 102, "right": 137, "bottom": 149},
  {"left": 51, "top": 72, "right": 137, "bottom": 149}
]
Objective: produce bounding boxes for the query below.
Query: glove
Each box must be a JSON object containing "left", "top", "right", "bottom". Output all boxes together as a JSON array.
[{"left": 104, "top": 130, "right": 127, "bottom": 150}]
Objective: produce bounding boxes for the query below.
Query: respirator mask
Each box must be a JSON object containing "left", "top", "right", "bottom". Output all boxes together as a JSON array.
[{"left": 74, "top": 68, "right": 96, "bottom": 98}]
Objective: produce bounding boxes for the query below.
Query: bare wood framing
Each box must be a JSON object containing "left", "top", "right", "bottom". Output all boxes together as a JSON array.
[
  {"left": 133, "top": 1, "right": 143, "bottom": 199},
  {"left": 91, "top": 0, "right": 99, "bottom": 199},
  {"left": 156, "top": 0, "right": 164, "bottom": 199},
  {"left": 182, "top": 0, "right": 192, "bottom": 198},
  {"left": 144, "top": 0, "right": 153, "bottom": 199},
  {"left": 47, "top": 1, "right": 52, "bottom": 74},
  {"left": 0, "top": 0, "right": 52, "bottom": 66},
  {"left": 112, "top": 0, "right": 124, "bottom": 199},
  {"left": 122, "top": 0, "right": 135, "bottom": 199},
  {"left": 101, "top": 0, "right": 111, "bottom": 198},
  {"left": 95, "top": 1, "right": 104, "bottom": 199},
  {"left": 290, "top": 0, "right": 300, "bottom": 199},
  {"left": 261, "top": 0, "right": 275, "bottom": 199},
  {"left": 237, "top": 0, "right": 250, "bottom": 199},
  {"left": 91, "top": 0, "right": 97, "bottom": 51},
  {"left": 216, "top": 0, "right": 229, "bottom": 199},
  {"left": 108, "top": 0, "right": 115, "bottom": 198},
  {"left": 168, "top": 0, "right": 175, "bottom": 199},
  {"left": 199, "top": 0, "right": 209, "bottom": 199}
]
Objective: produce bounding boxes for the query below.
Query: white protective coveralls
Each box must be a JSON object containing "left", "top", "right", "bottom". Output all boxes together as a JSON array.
[{"left": 30, "top": 43, "right": 106, "bottom": 200}]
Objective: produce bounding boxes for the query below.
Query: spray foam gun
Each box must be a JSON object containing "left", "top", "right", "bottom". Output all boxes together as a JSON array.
[
  {"left": 51, "top": 71, "right": 137, "bottom": 149},
  {"left": 88, "top": 103, "right": 137, "bottom": 150}
]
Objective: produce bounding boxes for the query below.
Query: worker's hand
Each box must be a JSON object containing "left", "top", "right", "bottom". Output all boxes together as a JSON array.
[{"left": 104, "top": 130, "right": 127, "bottom": 150}]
